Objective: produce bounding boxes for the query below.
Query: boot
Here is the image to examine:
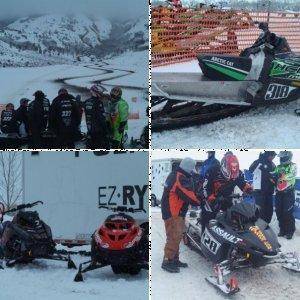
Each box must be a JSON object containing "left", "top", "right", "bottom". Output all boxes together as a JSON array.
[
  {"left": 161, "top": 259, "right": 180, "bottom": 273},
  {"left": 286, "top": 233, "right": 293, "bottom": 240},
  {"left": 278, "top": 230, "right": 285, "bottom": 237},
  {"left": 174, "top": 259, "right": 188, "bottom": 268}
]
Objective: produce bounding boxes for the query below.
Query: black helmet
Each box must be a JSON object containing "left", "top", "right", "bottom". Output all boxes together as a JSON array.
[
  {"left": 33, "top": 90, "right": 46, "bottom": 98},
  {"left": 20, "top": 98, "right": 30, "bottom": 105},
  {"left": 263, "top": 151, "right": 277, "bottom": 159},
  {"left": 110, "top": 86, "right": 122, "bottom": 101},
  {"left": 58, "top": 88, "right": 68, "bottom": 95},
  {"left": 278, "top": 151, "right": 292, "bottom": 165}
]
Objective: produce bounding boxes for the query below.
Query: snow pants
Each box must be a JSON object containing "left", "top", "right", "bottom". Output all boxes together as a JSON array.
[
  {"left": 253, "top": 191, "right": 274, "bottom": 224},
  {"left": 275, "top": 189, "right": 295, "bottom": 235},
  {"left": 164, "top": 216, "right": 185, "bottom": 260}
]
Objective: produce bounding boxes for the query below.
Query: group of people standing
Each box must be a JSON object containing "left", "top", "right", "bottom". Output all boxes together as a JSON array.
[
  {"left": 160, "top": 151, "right": 297, "bottom": 273},
  {"left": 0, "top": 85, "right": 129, "bottom": 149}
]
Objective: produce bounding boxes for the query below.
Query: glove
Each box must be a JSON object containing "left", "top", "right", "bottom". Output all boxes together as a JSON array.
[
  {"left": 243, "top": 183, "right": 253, "bottom": 194},
  {"left": 208, "top": 194, "right": 216, "bottom": 203}
]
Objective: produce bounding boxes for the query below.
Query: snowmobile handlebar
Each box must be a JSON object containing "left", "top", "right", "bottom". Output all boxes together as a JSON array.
[
  {"left": 99, "top": 205, "right": 146, "bottom": 213},
  {"left": 3, "top": 201, "right": 43, "bottom": 215}
]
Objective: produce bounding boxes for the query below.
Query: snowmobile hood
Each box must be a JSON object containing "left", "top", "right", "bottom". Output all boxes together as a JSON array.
[
  {"left": 239, "top": 223, "right": 279, "bottom": 255},
  {"left": 94, "top": 213, "right": 143, "bottom": 251},
  {"left": 270, "top": 55, "right": 300, "bottom": 81},
  {"left": 198, "top": 54, "right": 252, "bottom": 81}
]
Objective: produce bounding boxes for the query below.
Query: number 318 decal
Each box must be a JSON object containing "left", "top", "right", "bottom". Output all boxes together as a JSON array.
[{"left": 265, "top": 84, "right": 296, "bottom": 100}]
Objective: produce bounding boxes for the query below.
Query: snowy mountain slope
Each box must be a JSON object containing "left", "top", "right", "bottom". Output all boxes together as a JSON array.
[
  {"left": 125, "top": 15, "right": 149, "bottom": 49},
  {"left": 0, "top": 14, "right": 111, "bottom": 52},
  {"left": 152, "top": 208, "right": 300, "bottom": 300}
]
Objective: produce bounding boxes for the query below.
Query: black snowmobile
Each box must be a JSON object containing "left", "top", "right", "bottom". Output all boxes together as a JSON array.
[
  {"left": 152, "top": 22, "right": 300, "bottom": 131},
  {"left": 186, "top": 195, "right": 300, "bottom": 295},
  {"left": 0, "top": 133, "right": 29, "bottom": 149},
  {"left": 74, "top": 205, "right": 149, "bottom": 282},
  {"left": 0, "top": 201, "right": 76, "bottom": 269}
]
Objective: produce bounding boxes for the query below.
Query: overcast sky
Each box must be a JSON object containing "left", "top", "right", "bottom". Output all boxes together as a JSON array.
[
  {"left": 152, "top": 150, "right": 300, "bottom": 176},
  {"left": 0, "top": 0, "right": 148, "bottom": 21}
]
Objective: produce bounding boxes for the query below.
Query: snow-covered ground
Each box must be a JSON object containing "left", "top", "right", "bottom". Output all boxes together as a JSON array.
[
  {"left": 0, "top": 247, "right": 148, "bottom": 300},
  {"left": 0, "top": 50, "right": 148, "bottom": 144},
  {"left": 151, "top": 207, "right": 300, "bottom": 300},
  {"left": 152, "top": 60, "right": 300, "bottom": 149}
]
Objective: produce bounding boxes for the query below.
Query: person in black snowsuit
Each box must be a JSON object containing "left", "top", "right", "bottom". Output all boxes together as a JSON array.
[
  {"left": 50, "top": 88, "right": 81, "bottom": 149},
  {"left": 249, "top": 151, "right": 276, "bottom": 224},
  {"left": 0, "top": 103, "right": 20, "bottom": 135},
  {"left": 16, "top": 98, "right": 30, "bottom": 137},
  {"left": 28, "top": 90, "right": 50, "bottom": 148},
  {"left": 201, "top": 152, "right": 252, "bottom": 232},
  {"left": 84, "top": 85, "right": 110, "bottom": 149}
]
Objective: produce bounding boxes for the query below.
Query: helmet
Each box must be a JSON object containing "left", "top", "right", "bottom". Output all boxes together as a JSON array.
[
  {"left": 278, "top": 151, "right": 292, "bottom": 165},
  {"left": 58, "top": 88, "right": 68, "bottom": 95},
  {"left": 221, "top": 153, "right": 240, "bottom": 180},
  {"left": 110, "top": 86, "right": 122, "bottom": 101},
  {"left": 90, "top": 85, "right": 103, "bottom": 97},
  {"left": 93, "top": 213, "right": 142, "bottom": 250},
  {"left": 20, "top": 98, "right": 30, "bottom": 105},
  {"left": 263, "top": 151, "right": 277, "bottom": 157},
  {"left": 33, "top": 90, "right": 46, "bottom": 98},
  {"left": 207, "top": 150, "right": 215, "bottom": 158},
  {"left": 179, "top": 157, "right": 196, "bottom": 175}
]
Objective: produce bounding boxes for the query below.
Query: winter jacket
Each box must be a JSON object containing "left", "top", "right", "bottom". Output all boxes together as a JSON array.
[
  {"left": 200, "top": 156, "right": 220, "bottom": 179},
  {"left": 0, "top": 110, "right": 20, "bottom": 134},
  {"left": 202, "top": 166, "right": 250, "bottom": 209},
  {"left": 249, "top": 153, "right": 276, "bottom": 194},
  {"left": 272, "top": 163, "right": 297, "bottom": 192},
  {"left": 161, "top": 167, "right": 201, "bottom": 220},
  {"left": 16, "top": 106, "right": 29, "bottom": 134},
  {"left": 84, "top": 96, "right": 110, "bottom": 135},
  {"left": 110, "top": 98, "right": 129, "bottom": 142},
  {"left": 50, "top": 94, "right": 81, "bottom": 134},
  {"left": 28, "top": 97, "right": 50, "bottom": 132}
]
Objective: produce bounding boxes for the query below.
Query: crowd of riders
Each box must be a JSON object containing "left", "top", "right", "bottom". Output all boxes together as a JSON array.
[
  {"left": 161, "top": 150, "right": 297, "bottom": 273},
  {"left": 0, "top": 85, "right": 129, "bottom": 149}
]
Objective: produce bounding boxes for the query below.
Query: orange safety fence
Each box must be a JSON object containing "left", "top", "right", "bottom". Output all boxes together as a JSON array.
[{"left": 151, "top": 7, "right": 300, "bottom": 67}]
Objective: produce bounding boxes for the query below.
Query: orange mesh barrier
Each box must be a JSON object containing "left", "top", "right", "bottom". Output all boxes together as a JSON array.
[{"left": 151, "top": 7, "right": 300, "bottom": 67}]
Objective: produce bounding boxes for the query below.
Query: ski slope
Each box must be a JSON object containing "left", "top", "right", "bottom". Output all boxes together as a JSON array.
[
  {"left": 152, "top": 60, "right": 300, "bottom": 149},
  {"left": 151, "top": 208, "right": 300, "bottom": 300},
  {"left": 0, "top": 50, "right": 148, "bottom": 144},
  {"left": 0, "top": 247, "right": 148, "bottom": 300}
]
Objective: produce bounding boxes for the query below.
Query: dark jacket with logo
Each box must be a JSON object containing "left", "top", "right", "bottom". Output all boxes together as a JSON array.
[
  {"left": 50, "top": 94, "right": 81, "bottom": 134},
  {"left": 28, "top": 97, "right": 50, "bottom": 132},
  {"left": 161, "top": 167, "right": 201, "bottom": 220},
  {"left": 249, "top": 153, "right": 276, "bottom": 194},
  {"left": 0, "top": 110, "right": 19, "bottom": 134}
]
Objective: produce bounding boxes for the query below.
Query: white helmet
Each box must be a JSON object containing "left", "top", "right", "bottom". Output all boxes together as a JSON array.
[{"left": 179, "top": 157, "right": 196, "bottom": 175}]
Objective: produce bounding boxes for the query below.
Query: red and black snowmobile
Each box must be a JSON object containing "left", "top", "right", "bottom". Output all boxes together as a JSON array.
[{"left": 74, "top": 205, "right": 149, "bottom": 282}]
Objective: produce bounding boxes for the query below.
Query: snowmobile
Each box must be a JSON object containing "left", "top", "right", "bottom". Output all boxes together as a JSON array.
[
  {"left": 74, "top": 205, "right": 149, "bottom": 282},
  {"left": 185, "top": 195, "right": 300, "bottom": 295},
  {"left": 152, "top": 22, "right": 300, "bottom": 131},
  {"left": 0, "top": 201, "right": 76, "bottom": 269}
]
